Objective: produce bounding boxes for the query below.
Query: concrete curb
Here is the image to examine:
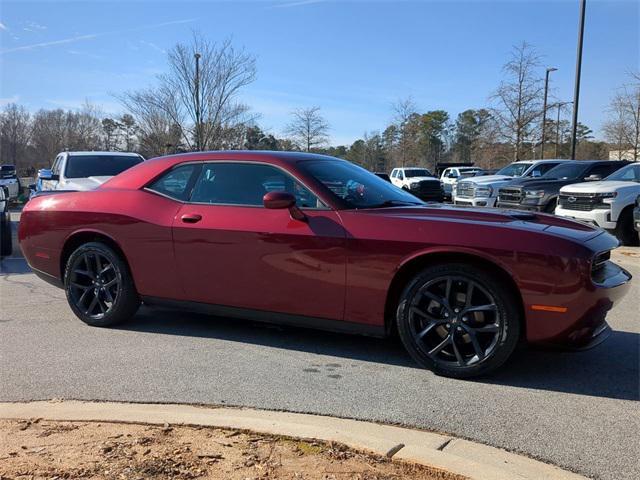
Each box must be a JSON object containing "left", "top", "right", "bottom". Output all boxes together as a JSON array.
[{"left": 0, "top": 400, "right": 586, "bottom": 480}]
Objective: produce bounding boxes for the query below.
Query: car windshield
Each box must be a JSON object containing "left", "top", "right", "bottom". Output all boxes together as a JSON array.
[
  {"left": 65, "top": 155, "right": 143, "bottom": 179},
  {"left": 542, "top": 163, "right": 585, "bottom": 180},
  {"left": 496, "top": 163, "right": 531, "bottom": 177},
  {"left": 604, "top": 163, "right": 640, "bottom": 182},
  {"left": 0, "top": 165, "right": 16, "bottom": 178},
  {"left": 299, "top": 159, "right": 425, "bottom": 209},
  {"left": 404, "top": 169, "right": 432, "bottom": 177}
]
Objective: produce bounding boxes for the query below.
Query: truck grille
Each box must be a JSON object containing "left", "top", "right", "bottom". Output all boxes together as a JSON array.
[
  {"left": 410, "top": 180, "right": 442, "bottom": 201},
  {"left": 456, "top": 182, "right": 475, "bottom": 198},
  {"left": 558, "top": 192, "right": 609, "bottom": 211},
  {"left": 498, "top": 187, "right": 523, "bottom": 204}
]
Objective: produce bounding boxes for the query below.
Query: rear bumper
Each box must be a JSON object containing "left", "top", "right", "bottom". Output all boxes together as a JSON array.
[{"left": 556, "top": 205, "right": 616, "bottom": 229}]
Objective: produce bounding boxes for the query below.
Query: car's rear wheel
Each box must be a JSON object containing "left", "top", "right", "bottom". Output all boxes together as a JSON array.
[
  {"left": 396, "top": 263, "right": 520, "bottom": 378},
  {"left": 64, "top": 242, "right": 140, "bottom": 327}
]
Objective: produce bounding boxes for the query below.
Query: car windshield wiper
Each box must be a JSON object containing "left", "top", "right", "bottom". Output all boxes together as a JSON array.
[{"left": 366, "top": 199, "right": 423, "bottom": 208}]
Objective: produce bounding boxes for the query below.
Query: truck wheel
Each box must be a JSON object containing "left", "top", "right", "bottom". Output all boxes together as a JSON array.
[{"left": 613, "top": 208, "right": 639, "bottom": 246}]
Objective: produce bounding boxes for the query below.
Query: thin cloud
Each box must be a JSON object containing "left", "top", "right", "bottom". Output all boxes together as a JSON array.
[
  {"left": 0, "top": 95, "right": 20, "bottom": 106},
  {"left": 0, "top": 22, "right": 8, "bottom": 31},
  {"left": 0, "top": 18, "right": 196, "bottom": 54},
  {"left": 272, "top": 0, "right": 326, "bottom": 8},
  {"left": 140, "top": 40, "right": 166, "bottom": 54}
]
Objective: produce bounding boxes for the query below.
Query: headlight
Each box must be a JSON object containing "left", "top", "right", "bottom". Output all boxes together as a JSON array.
[
  {"left": 524, "top": 189, "right": 545, "bottom": 198},
  {"left": 597, "top": 192, "right": 617, "bottom": 199},
  {"left": 475, "top": 186, "right": 493, "bottom": 197},
  {"left": 410, "top": 182, "right": 420, "bottom": 189}
]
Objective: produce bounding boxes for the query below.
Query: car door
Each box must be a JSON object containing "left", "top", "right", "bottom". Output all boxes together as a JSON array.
[{"left": 172, "top": 161, "right": 347, "bottom": 321}]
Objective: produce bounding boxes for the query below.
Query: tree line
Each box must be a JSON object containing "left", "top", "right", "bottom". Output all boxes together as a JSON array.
[{"left": 1, "top": 34, "right": 638, "bottom": 176}]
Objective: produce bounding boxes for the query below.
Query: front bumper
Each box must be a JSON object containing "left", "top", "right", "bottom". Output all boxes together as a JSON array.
[
  {"left": 555, "top": 205, "right": 616, "bottom": 230},
  {"left": 496, "top": 200, "right": 545, "bottom": 212},
  {"left": 527, "top": 260, "right": 632, "bottom": 349},
  {"left": 453, "top": 196, "right": 497, "bottom": 207}
]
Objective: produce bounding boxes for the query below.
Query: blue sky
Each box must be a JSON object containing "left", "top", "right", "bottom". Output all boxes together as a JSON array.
[{"left": 0, "top": 0, "right": 638, "bottom": 145}]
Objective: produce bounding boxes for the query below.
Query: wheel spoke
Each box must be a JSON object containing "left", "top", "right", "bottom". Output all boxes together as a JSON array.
[
  {"left": 70, "top": 282, "right": 90, "bottom": 291},
  {"left": 465, "top": 282, "right": 474, "bottom": 307},
  {"left": 99, "top": 264, "right": 113, "bottom": 276},
  {"left": 471, "top": 323, "right": 500, "bottom": 333},
  {"left": 85, "top": 294, "right": 99, "bottom": 315},
  {"left": 416, "top": 321, "right": 445, "bottom": 339},
  {"left": 428, "top": 335, "right": 451, "bottom": 356},
  {"left": 462, "top": 304, "right": 497, "bottom": 316},
  {"left": 94, "top": 254, "right": 102, "bottom": 277},
  {"left": 450, "top": 334, "right": 465, "bottom": 366},
  {"left": 77, "top": 288, "right": 92, "bottom": 306},
  {"left": 103, "top": 286, "right": 114, "bottom": 303},
  {"left": 104, "top": 278, "right": 118, "bottom": 288},
  {"left": 444, "top": 278, "right": 452, "bottom": 306},
  {"left": 420, "top": 291, "right": 451, "bottom": 311},
  {"left": 463, "top": 327, "right": 485, "bottom": 360},
  {"left": 410, "top": 306, "right": 442, "bottom": 324}
]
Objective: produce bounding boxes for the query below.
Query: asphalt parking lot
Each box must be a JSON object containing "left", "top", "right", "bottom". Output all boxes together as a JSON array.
[{"left": 1, "top": 211, "right": 639, "bottom": 480}]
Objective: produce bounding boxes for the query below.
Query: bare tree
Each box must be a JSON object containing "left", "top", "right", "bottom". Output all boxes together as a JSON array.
[
  {"left": 392, "top": 97, "right": 417, "bottom": 167},
  {"left": 603, "top": 72, "right": 640, "bottom": 160},
  {"left": 0, "top": 103, "right": 31, "bottom": 169},
  {"left": 285, "top": 106, "right": 330, "bottom": 152},
  {"left": 119, "top": 33, "right": 257, "bottom": 152},
  {"left": 490, "top": 42, "right": 544, "bottom": 160}
]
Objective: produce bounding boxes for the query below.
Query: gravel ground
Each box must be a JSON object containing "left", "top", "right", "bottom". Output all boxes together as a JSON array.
[{"left": 1, "top": 213, "right": 638, "bottom": 480}]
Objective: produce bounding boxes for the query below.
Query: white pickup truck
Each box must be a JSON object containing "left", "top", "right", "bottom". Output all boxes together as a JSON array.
[
  {"left": 556, "top": 163, "right": 640, "bottom": 246},
  {"left": 39, "top": 151, "right": 145, "bottom": 193},
  {"left": 0, "top": 165, "right": 21, "bottom": 200},
  {"left": 453, "top": 159, "right": 567, "bottom": 207}
]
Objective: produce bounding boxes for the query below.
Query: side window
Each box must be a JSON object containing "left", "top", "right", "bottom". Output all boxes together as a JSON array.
[
  {"left": 590, "top": 164, "right": 618, "bottom": 179},
  {"left": 391, "top": 169, "right": 397, "bottom": 178},
  {"left": 399, "top": 170, "right": 405, "bottom": 180},
  {"left": 531, "top": 163, "right": 557, "bottom": 177},
  {"left": 190, "top": 163, "right": 323, "bottom": 208},
  {"left": 147, "top": 164, "right": 198, "bottom": 201}
]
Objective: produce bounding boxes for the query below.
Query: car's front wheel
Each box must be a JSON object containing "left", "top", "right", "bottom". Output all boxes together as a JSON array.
[
  {"left": 64, "top": 242, "right": 140, "bottom": 327},
  {"left": 396, "top": 263, "right": 521, "bottom": 378}
]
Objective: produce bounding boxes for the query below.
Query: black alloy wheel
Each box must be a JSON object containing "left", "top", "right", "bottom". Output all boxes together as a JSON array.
[
  {"left": 397, "top": 264, "right": 520, "bottom": 378},
  {"left": 64, "top": 242, "right": 140, "bottom": 326}
]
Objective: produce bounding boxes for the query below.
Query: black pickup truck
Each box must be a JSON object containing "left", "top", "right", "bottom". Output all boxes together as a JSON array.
[{"left": 496, "top": 160, "right": 630, "bottom": 213}]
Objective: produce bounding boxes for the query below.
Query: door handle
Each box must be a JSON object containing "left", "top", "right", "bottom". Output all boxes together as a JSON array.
[{"left": 181, "top": 213, "right": 202, "bottom": 224}]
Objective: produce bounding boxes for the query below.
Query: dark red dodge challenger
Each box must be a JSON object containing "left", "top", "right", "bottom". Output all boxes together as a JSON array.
[{"left": 19, "top": 152, "right": 632, "bottom": 378}]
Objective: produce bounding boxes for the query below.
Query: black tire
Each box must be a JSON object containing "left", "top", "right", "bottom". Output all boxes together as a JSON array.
[
  {"left": 544, "top": 198, "right": 557, "bottom": 214},
  {"left": 396, "top": 263, "right": 521, "bottom": 378},
  {"left": 64, "top": 242, "right": 140, "bottom": 327},
  {"left": 613, "top": 208, "right": 640, "bottom": 246},
  {"left": 0, "top": 214, "right": 12, "bottom": 257}
]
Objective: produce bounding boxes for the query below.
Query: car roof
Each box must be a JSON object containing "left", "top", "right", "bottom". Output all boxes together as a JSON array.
[{"left": 63, "top": 151, "right": 142, "bottom": 157}]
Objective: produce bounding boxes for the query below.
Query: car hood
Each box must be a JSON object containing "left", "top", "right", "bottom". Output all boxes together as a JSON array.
[
  {"left": 561, "top": 180, "right": 640, "bottom": 194},
  {"left": 361, "top": 204, "right": 603, "bottom": 243},
  {"left": 460, "top": 174, "right": 515, "bottom": 185},
  {"left": 61, "top": 176, "right": 113, "bottom": 191},
  {"left": 502, "top": 177, "right": 575, "bottom": 190}
]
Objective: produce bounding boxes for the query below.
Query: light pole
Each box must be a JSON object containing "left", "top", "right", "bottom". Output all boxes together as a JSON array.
[
  {"left": 554, "top": 101, "right": 573, "bottom": 157},
  {"left": 571, "top": 0, "right": 586, "bottom": 160},
  {"left": 194, "top": 52, "right": 201, "bottom": 151},
  {"left": 541, "top": 67, "right": 558, "bottom": 159}
]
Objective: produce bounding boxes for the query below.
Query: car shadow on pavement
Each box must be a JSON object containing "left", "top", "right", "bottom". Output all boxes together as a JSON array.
[{"left": 121, "top": 307, "right": 639, "bottom": 402}]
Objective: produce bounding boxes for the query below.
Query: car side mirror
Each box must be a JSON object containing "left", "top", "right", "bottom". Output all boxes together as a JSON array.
[
  {"left": 39, "top": 169, "right": 59, "bottom": 181},
  {"left": 584, "top": 174, "right": 601, "bottom": 181},
  {"left": 263, "top": 191, "right": 306, "bottom": 222}
]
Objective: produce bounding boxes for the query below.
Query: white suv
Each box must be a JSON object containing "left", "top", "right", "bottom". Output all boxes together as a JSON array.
[
  {"left": 39, "top": 151, "right": 145, "bottom": 192},
  {"left": 556, "top": 163, "right": 640, "bottom": 245},
  {"left": 390, "top": 167, "right": 443, "bottom": 202},
  {"left": 453, "top": 160, "right": 567, "bottom": 207}
]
